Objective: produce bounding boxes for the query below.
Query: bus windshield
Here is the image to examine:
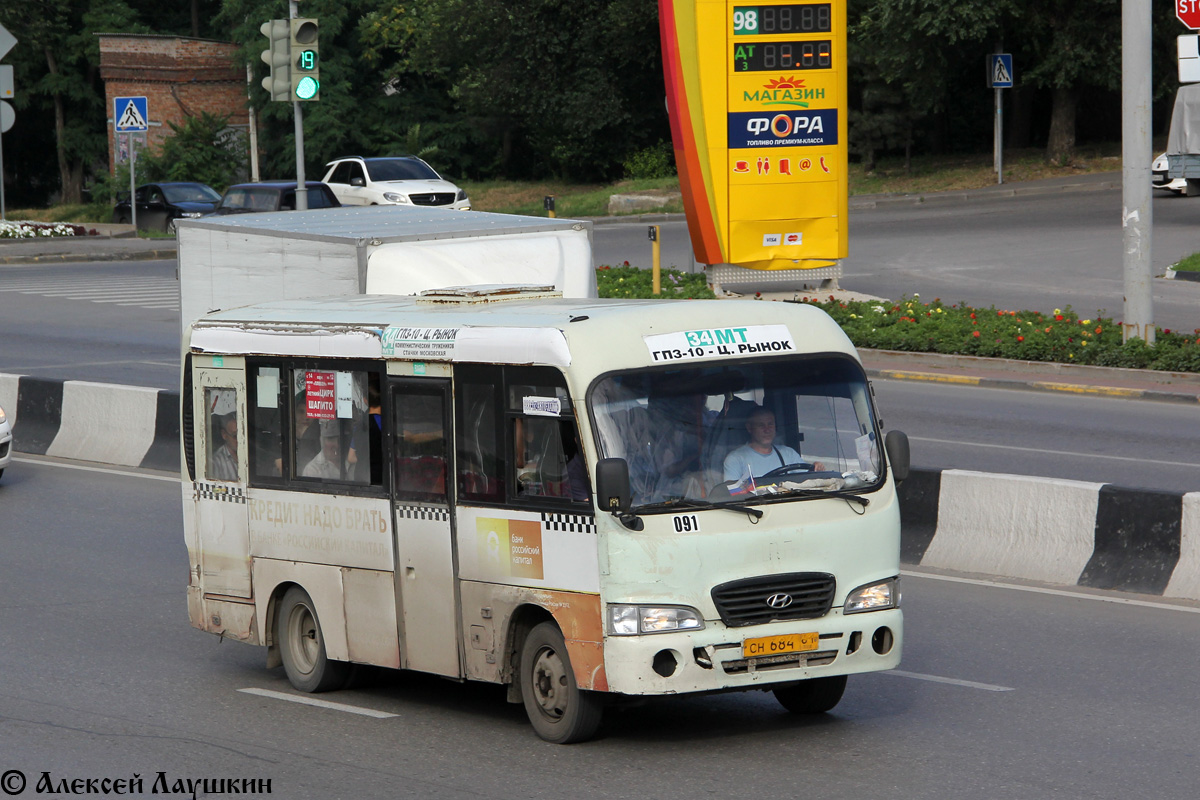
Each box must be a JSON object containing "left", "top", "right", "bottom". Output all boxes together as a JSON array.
[{"left": 589, "top": 355, "right": 883, "bottom": 508}]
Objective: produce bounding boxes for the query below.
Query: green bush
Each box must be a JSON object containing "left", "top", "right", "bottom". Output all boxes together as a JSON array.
[
  {"left": 622, "top": 142, "right": 676, "bottom": 180},
  {"left": 596, "top": 264, "right": 715, "bottom": 299}
]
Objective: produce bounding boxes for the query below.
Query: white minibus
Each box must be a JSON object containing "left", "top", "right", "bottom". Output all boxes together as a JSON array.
[{"left": 182, "top": 286, "right": 909, "bottom": 743}]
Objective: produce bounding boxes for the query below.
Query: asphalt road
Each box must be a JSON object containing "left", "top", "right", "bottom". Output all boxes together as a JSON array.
[{"left": 0, "top": 457, "right": 1197, "bottom": 799}]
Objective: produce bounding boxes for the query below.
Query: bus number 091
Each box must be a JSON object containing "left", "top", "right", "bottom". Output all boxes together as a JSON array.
[{"left": 672, "top": 514, "right": 701, "bottom": 533}]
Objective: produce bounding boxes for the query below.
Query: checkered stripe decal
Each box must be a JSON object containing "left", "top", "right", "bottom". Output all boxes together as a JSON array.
[
  {"left": 541, "top": 512, "right": 596, "bottom": 534},
  {"left": 193, "top": 482, "right": 247, "bottom": 504},
  {"left": 396, "top": 504, "right": 451, "bottom": 523}
]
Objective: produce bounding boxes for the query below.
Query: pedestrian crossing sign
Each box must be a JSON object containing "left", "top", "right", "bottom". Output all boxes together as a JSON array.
[
  {"left": 114, "top": 96, "right": 149, "bottom": 132},
  {"left": 988, "top": 54, "right": 1014, "bottom": 89}
]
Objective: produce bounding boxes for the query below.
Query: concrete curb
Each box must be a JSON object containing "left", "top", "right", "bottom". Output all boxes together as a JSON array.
[
  {"left": 3, "top": 370, "right": 1195, "bottom": 602},
  {"left": 897, "top": 468, "right": 1200, "bottom": 601},
  {"left": 0, "top": 248, "right": 177, "bottom": 265},
  {"left": 864, "top": 367, "right": 1200, "bottom": 405},
  {"left": 1, "top": 372, "right": 178, "bottom": 471}
]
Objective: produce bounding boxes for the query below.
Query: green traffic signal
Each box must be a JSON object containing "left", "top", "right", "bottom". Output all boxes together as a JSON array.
[{"left": 295, "top": 76, "right": 320, "bottom": 101}]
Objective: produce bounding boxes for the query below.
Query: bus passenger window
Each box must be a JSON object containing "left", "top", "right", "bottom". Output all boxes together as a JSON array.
[
  {"left": 457, "top": 377, "right": 504, "bottom": 503},
  {"left": 250, "top": 365, "right": 284, "bottom": 480},
  {"left": 392, "top": 391, "right": 447, "bottom": 502},
  {"left": 294, "top": 369, "right": 374, "bottom": 485},
  {"left": 205, "top": 387, "right": 239, "bottom": 482}
]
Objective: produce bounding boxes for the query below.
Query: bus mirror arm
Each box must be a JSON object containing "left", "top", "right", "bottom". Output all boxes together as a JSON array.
[
  {"left": 596, "top": 458, "right": 643, "bottom": 530},
  {"left": 884, "top": 430, "right": 910, "bottom": 485}
]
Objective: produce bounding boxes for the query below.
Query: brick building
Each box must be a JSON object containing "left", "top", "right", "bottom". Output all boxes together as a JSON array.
[{"left": 98, "top": 34, "right": 250, "bottom": 174}]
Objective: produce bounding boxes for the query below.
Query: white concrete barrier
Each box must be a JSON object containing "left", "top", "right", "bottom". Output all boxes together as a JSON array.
[{"left": 47, "top": 381, "right": 161, "bottom": 467}]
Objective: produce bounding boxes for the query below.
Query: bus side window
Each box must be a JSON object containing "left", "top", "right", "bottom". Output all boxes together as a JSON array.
[
  {"left": 205, "top": 387, "right": 239, "bottom": 483},
  {"left": 249, "top": 364, "right": 284, "bottom": 480},
  {"left": 456, "top": 366, "right": 504, "bottom": 503},
  {"left": 506, "top": 368, "right": 590, "bottom": 506},
  {"left": 392, "top": 388, "right": 447, "bottom": 502}
]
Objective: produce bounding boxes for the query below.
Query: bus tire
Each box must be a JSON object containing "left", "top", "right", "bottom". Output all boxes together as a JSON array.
[
  {"left": 772, "top": 675, "right": 847, "bottom": 714},
  {"left": 519, "top": 621, "right": 603, "bottom": 744},
  {"left": 277, "top": 586, "right": 350, "bottom": 693}
]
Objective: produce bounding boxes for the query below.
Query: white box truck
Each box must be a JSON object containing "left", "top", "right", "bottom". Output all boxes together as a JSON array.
[{"left": 176, "top": 204, "right": 595, "bottom": 334}]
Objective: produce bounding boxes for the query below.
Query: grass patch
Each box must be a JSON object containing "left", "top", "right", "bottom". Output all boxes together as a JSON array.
[
  {"left": 1172, "top": 252, "right": 1200, "bottom": 272},
  {"left": 465, "top": 177, "right": 683, "bottom": 217},
  {"left": 595, "top": 264, "right": 715, "bottom": 299}
]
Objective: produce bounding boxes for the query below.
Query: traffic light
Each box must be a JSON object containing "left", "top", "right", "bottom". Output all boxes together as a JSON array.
[
  {"left": 289, "top": 18, "right": 320, "bottom": 102},
  {"left": 260, "top": 19, "right": 291, "bottom": 102}
]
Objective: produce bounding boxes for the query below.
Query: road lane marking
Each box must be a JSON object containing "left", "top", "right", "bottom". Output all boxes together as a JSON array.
[
  {"left": 912, "top": 435, "right": 1200, "bottom": 469},
  {"left": 238, "top": 688, "right": 398, "bottom": 718},
  {"left": 13, "top": 456, "right": 178, "bottom": 482},
  {"left": 885, "top": 670, "right": 1014, "bottom": 692},
  {"left": 902, "top": 570, "right": 1200, "bottom": 614}
]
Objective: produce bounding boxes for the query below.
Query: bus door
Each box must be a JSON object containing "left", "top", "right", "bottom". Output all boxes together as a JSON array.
[
  {"left": 192, "top": 364, "right": 251, "bottom": 599},
  {"left": 389, "top": 377, "right": 461, "bottom": 677}
]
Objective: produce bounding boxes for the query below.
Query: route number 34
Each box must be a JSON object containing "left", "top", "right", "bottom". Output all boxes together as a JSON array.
[{"left": 672, "top": 514, "right": 701, "bottom": 533}]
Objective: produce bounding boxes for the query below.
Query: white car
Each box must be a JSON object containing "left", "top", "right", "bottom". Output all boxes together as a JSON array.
[
  {"left": 1153, "top": 153, "right": 1188, "bottom": 194},
  {"left": 321, "top": 156, "right": 471, "bottom": 210},
  {"left": 0, "top": 404, "right": 11, "bottom": 480}
]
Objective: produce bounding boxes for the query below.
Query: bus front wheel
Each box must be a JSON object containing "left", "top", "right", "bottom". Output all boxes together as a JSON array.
[
  {"left": 277, "top": 586, "right": 350, "bottom": 693},
  {"left": 519, "top": 621, "right": 603, "bottom": 743},
  {"left": 773, "top": 675, "right": 847, "bottom": 714}
]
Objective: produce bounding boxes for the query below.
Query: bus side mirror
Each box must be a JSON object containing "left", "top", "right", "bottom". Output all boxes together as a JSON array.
[
  {"left": 596, "top": 458, "right": 632, "bottom": 512},
  {"left": 885, "top": 430, "right": 910, "bottom": 485}
]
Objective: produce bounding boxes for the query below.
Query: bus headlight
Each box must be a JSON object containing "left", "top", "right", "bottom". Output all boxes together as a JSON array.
[
  {"left": 844, "top": 578, "right": 899, "bottom": 614},
  {"left": 608, "top": 605, "right": 704, "bottom": 635}
]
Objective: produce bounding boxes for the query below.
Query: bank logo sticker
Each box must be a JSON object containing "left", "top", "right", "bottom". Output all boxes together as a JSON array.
[
  {"left": 785, "top": 233, "right": 802, "bottom": 245},
  {"left": 742, "top": 76, "right": 825, "bottom": 108},
  {"left": 477, "top": 517, "right": 543, "bottom": 579},
  {"left": 644, "top": 324, "right": 797, "bottom": 363},
  {"left": 728, "top": 109, "right": 838, "bottom": 148},
  {"left": 763, "top": 233, "right": 782, "bottom": 246}
]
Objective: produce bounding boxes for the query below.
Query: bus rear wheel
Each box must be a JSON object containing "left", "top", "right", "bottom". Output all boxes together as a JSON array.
[
  {"left": 277, "top": 586, "right": 350, "bottom": 693},
  {"left": 773, "top": 675, "right": 847, "bottom": 714},
  {"left": 519, "top": 621, "right": 603, "bottom": 743}
]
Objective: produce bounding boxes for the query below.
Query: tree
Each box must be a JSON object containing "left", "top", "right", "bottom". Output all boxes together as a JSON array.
[
  {"left": 1014, "top": 0, "right": 1121, "bottom": 164},
  {"left": 142, "top": 111, "right": 246, "bottom": 192},
  {"left": 361, "top": 0, "right": 666, "bottom": 181}
]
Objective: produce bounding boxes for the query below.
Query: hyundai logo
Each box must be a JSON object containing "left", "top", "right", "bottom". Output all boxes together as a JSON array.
[{"left": 765, "top": 593, "right": 793, "bottom": 609}]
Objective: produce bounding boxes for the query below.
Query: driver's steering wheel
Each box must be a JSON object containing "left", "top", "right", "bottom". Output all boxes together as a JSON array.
[{"left": 759, "top": 461, "right": 816, "bottom": 481}]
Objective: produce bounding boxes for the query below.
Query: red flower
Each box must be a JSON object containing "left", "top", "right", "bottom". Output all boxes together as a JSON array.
[
  {"left": 1055, "top": 315, "right": 1064, "bottom": 321},
  {"left": 1068, "top": 337, "right": 1073, "bottom": 343},
  {"left": 1017, "top": 335, "right": 1024, "bottom": 342},
  {"left": 1095, "top": 326, "right": 1102, "bottom": 334},
  {"left": 972, "top": 331, "right": 980, "bottom": 338},
  {"left": 623, "top": 260, "right": 630, "bottom": 266},
  {"left": 1164, "top": 328, "right": 1172, "bottom": 334},
  {"left": 970, "top": 312, "right": 976, "bottom": 319},
  {"left": 997, "top": 311, "right": 1004, "bottom": 317}
]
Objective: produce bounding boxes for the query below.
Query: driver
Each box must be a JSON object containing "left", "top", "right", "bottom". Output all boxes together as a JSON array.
[{"left": 723, "top": 406, "right": 825, "bottom": 483}]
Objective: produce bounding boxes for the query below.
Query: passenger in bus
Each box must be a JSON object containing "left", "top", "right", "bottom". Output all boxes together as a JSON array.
[
  {"left": 210, "top": 413, "right": 239, "bottom": 482},
  {"left": 302, "top": 420, "right": 346, "bottom": 479},
  {"left": 722, "top": 406, "right": 824, "bottom": 482}
]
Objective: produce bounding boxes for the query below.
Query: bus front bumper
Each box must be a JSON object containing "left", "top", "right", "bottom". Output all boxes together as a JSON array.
[{"left": 600, "top": 608, "right": 902, "bottom": 696}]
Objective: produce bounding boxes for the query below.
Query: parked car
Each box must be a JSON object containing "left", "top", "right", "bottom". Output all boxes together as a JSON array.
[
  {"left": 321, "top": 156, "right": 471, "bottom": 210},
  {"left": 1153, "top": 153, "right": 1188, "bottom": 195},
  {"left": 205, "top": 181, "right": 341, "bottom": 216},
  {"left": 0, "top": 403, "right": 12, "bottom": 480},
  {"left": 113, "top": 182, "right": 222, "bottom": 233}
]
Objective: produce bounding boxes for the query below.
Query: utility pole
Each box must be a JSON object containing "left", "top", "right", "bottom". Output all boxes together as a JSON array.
[
  {"left": 1122, "top": 0, "right": 1154, "bottom": 344},
  {"left": 290, "top": 0, "right": 307, "bottom": 210}
]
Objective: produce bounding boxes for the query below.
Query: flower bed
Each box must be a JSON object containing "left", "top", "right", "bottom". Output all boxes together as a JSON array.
[
  {"left": 0, "top": 221, "right": 96, "bottom": 239},
  {"left": 593, "top": 266, "right": 1200, "bottom": 373}
]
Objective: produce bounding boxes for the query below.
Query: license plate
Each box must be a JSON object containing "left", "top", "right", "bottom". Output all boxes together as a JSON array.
[{"left": 742, "top": 631, "right": 819, "bottom": 659}]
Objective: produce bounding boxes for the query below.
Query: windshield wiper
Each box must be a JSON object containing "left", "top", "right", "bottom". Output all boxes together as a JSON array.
[
  {"left": 638, "top": 497, "right": 764, "bottom": 520},
  {"left": 780, "top": 488, "right": 870, "bottom": 508}
]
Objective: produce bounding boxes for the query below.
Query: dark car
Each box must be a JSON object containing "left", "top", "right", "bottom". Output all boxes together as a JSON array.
[
  {"left": 113, "top": 182, "right": 222, "bottom": 234},
  {"left": 206, "top": 181, "right": 341, "bottom": 216}
]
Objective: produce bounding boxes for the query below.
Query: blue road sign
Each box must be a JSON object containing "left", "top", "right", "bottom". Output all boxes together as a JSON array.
[
  {"left": 114, "top": 96, "right": 149, "bottom": 132},
  {"left": 989, "top": 54, "right": 1014, "bottom": 89}
]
